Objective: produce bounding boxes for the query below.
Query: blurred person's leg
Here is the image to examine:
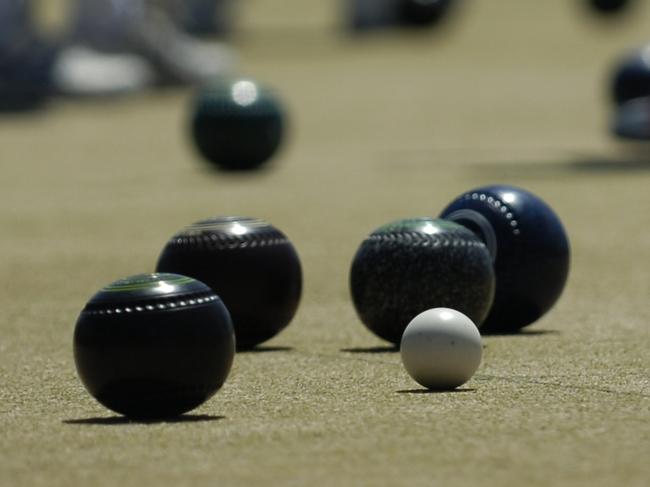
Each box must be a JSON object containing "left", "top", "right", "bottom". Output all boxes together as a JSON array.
[
  {"left": 67, "top": 0, "right": 146, "bottom": 52},
  {"left": 0, "top": 0, "right": 32, "bottom": 42},
  {"left": 0, "top": 0, "right": 151, "bottom": 101},
  {"left": 53, "top": 0, "right": 154, "bottom": 96},
  {"left": 65, "top": 0, "right": 235, "bottom": 86},
  {"left": 0, "top": 0, "right": 56, "bottom": 111},
  {"left": 168, "top": 0, "right": 236, "bottom": 36},
  {"left": 133, "top": 1, "right": 235, "bottom": 85}
]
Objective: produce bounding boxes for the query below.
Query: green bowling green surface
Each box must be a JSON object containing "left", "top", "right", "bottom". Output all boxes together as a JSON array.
[{"left": 1, "top": 1, "right": 648, "bottom": 485}]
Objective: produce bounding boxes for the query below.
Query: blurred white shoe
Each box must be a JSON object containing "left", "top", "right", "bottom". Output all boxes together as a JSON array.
[{"left": 52, "top": 46, "right": 154, "bottom": 97}]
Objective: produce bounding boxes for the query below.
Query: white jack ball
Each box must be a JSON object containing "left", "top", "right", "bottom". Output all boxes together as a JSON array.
[{"left": 400, "top": 308, "right": 482, "bottom": 390}]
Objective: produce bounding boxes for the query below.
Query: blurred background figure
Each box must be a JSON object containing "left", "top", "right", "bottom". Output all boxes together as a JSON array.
[{"left": 0, "top": 0, "right": 236, "bottom": 110}]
